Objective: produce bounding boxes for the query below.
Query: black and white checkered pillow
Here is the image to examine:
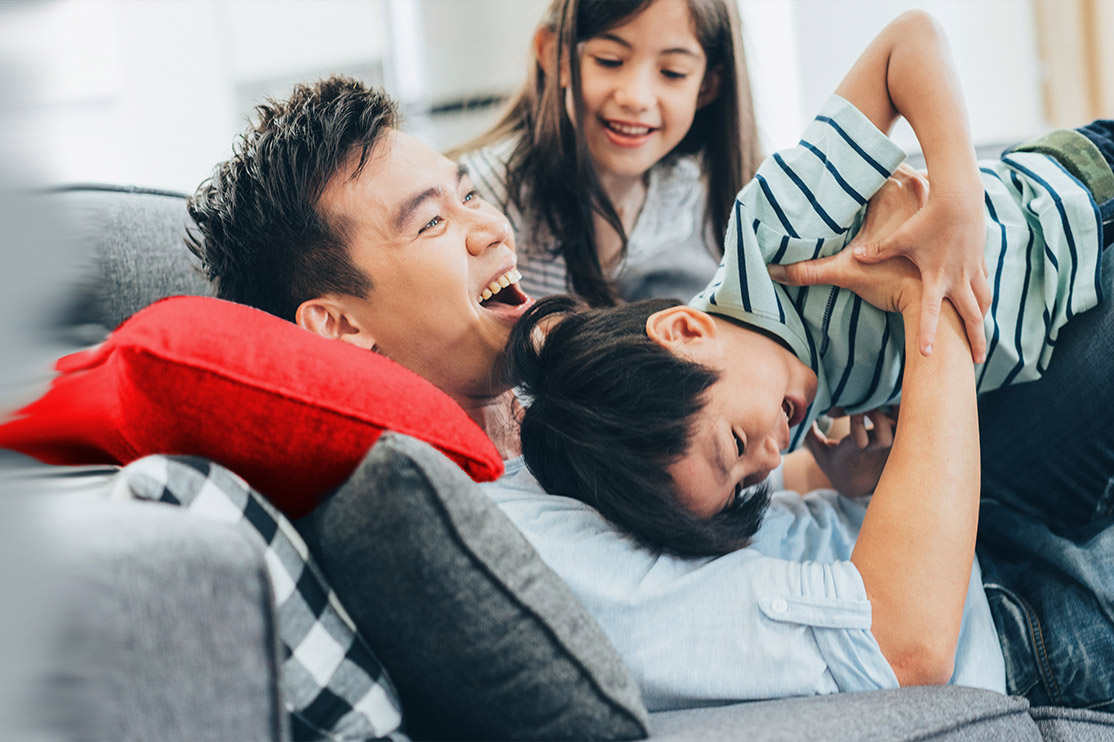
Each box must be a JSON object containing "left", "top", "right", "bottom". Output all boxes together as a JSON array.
[{"left": 110, "top": 455, "right": 409, "bottom": 742}]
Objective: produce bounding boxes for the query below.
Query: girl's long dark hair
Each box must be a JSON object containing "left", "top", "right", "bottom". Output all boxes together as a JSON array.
[{"left": 451, "top": 0, "right": 761, "bottom": 306}]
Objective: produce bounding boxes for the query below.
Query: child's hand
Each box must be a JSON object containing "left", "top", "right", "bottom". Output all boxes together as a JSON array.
[
  {"left": 850, "top": 164, "right": 991, "bottom": 361},
  {"left": 803, "top": 409, "right": 896, "bottom": 498},
  {"left": 768, "top": 244, "right": 922, "bottom": 317}
]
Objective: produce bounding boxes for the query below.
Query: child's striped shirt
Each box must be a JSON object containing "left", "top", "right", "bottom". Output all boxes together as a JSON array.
[{"left": 690, "top": 95, "right": 1105, "bottom": 452}]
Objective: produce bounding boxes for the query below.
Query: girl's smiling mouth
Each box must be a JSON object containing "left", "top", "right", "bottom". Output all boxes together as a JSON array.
[{"left": 601, "top": 118, "right": 657, "bottom": 146}]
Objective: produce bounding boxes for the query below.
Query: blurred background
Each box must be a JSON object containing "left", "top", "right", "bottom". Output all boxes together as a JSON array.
[{"left": 4, "top": 0, "right": 1113, "bottom": 194}]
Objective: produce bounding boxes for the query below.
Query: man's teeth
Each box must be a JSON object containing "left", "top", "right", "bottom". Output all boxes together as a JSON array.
[
  {"left": 607, "top": 121, "right": 651, "bottom": 136},
  {"left": 480, "top": 268, "right": 522, "bottom": 302}
]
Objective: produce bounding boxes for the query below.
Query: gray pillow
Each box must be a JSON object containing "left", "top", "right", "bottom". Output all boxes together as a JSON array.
[{"left": 295, "top": 432, "right": 650, "bottom": 742}]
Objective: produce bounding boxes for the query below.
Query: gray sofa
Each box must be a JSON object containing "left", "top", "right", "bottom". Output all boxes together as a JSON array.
[{"left": 5, "top": 184, "right": 1114, "bottom": 741}]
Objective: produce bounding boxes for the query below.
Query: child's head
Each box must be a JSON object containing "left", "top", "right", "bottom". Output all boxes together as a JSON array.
[
  {"left": 546, "top": 0, "right": 721, "bottom": 185},
  {"left": 504, "top": 295, "right": 790, "bottom": 557},
  {"left": 536, "top": 0, "right": 757, "bottom": 175},
  {"left": 459, "top": 0, "right": 760, "bottom": 306}
]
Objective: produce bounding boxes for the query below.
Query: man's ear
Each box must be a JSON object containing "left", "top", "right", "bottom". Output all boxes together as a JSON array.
[
  {"left": 696, "top": 65, "right": 721, "bottom": 109},
  {"left": 533, "top": 26, "right": 569, "bottom": 87},
  {"left": 645, "top": 305, "right": 717, "bottom": 352},
  {"left": 295, "top": 296, "right": 379, "bottom": 353}
]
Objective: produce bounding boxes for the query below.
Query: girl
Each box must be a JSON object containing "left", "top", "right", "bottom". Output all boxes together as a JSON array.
[{"left": 453, "top": 0, "right": 761, "bottom": 306}]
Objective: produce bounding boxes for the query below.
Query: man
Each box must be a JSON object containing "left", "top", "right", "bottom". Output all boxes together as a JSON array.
[
  {"left": 188, "top": 75, "right": 1114, "bottom": 712},
  {"left": 188, "top": 77, "right": 532, "bottom": 458}
]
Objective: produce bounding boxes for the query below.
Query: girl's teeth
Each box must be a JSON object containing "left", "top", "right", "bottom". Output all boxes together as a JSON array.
[
  {"left": 498, "top": 275, "right": 510, "bottom": 288},
  {"left": 609, "top": 122, "right": 650, "bottom": 136}
]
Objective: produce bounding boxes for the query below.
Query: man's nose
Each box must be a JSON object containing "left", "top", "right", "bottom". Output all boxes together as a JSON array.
[{"left": 465, "top": 209, "right": 511, "bottom": 256}]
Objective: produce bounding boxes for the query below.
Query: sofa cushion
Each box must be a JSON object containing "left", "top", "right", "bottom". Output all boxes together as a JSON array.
[
  {"left": 0, "top": 296, "right": 502, "bottom": 518},
  {"left": 34, "top": 491, "right": 288, "bottom": 741},
  {"left": 1030, "top": 706, "right": 1114, "bottom": 742},
  {"left": 45, "top": 185, "right": 213, "bottom": 338},
  {"left": 648, "top": 685, "right": 1040, "bottom": 742},
  {"left": 112, "top": 454, "right": 409, "bottom": 742},
  {"left": 295, "top": 433, "right": 651, "bottom": 742}
]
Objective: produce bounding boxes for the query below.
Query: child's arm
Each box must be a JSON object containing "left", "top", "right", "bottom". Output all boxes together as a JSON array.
[
  {"left": 835, "top": 10, "right": 992, "bottom": 362},
  {"left": 782, "top": 412, "right": 896, "bottom": 497}
]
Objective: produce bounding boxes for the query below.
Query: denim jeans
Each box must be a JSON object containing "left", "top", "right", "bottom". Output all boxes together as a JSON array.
[
  {"left": 1078, "top": 119, "right": 1114, "bottom": 248},
  {"left": 976, "top": 243, "right": 1114, "bottom": 711}
]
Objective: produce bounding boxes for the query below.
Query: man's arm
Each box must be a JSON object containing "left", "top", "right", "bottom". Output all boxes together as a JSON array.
[
  {"left": 773, "top": 248, "right": 980, "bottom": 685},
  {"left": 852, "top": 291, "right": 978, "bottom": 685},
  {"left": 835, "top": 10, "right": 991, "bottom": 361}
]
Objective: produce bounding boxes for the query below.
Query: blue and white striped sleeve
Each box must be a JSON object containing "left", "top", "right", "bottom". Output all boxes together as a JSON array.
[
  {"left": 692, "top": 95, "right": 907, "bottom": 325},
  {"left": 747, "top": 95, "right": 906, "bottom": 245},
  {"left": 691, "top": 96, "right": 908, "bottom": 444}
]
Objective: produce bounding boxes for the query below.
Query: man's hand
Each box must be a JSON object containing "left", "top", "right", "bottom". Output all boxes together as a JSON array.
[
  {"left": 803, "top": 411, "right": 895, "bottom": 498},
  {"left": 851, "top": 164, "right": 991, "bottom": 361}
]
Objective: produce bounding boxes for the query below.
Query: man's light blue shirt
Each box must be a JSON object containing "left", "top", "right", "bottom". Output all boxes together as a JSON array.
[{"left": 482, "top": 458, "right": 1005, "bottom": 711}]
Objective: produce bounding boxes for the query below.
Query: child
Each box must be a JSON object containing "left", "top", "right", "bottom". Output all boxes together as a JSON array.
[
  {"left": 452, "top": 0, "right": 762, "bottom": 306},
  {"left": 503, "top": 11, "right": 1114, "bottom": 557}
]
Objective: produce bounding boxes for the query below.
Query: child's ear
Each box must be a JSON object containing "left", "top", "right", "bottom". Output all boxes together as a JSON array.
[
  {"left": 533, "top": 27, "right": 569, "bottom": 87},
  {"left": 646, "top": 306, "right": 717, "bottom": 352},
  {"left": 296, "top": 296, "right": 380, "bottom": 354},
  {"left": 696, "top": 65, "right": 721, "bottom": 109}
]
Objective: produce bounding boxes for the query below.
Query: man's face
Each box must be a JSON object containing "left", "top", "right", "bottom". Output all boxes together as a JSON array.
[{"left": 316, "top": 130, "right": 533, "bottom": 405}]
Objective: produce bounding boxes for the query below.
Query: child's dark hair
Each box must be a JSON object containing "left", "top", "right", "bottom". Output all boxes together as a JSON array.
[
  {"left": 453, "top": 0, "right": 761, "bottom": 306},
  {"left": 504, "top": 295, "right": 771, "bottom": 556}
]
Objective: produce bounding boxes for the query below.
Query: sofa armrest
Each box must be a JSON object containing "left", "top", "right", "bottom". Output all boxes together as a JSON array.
[{"left": 30, "top": 493, "right": 288, "bottom": 741}]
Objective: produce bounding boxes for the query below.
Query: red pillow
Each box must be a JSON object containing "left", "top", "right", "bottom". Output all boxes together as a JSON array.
[{"left": 0, "top": 296, "right": 503, "bottom": 517}]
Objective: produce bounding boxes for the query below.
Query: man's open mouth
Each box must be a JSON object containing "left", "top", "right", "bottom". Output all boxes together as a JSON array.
[{"left": 479, "top": 267, "right": 530, "bottom": 308}]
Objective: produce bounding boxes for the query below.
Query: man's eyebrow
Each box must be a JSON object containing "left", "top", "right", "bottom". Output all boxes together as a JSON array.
[
  {"left": 393, "top": 164, "right": 470, "bottom": 232},
  {"left": 595, "top": 32, "right": 701, "bottom": 58}
]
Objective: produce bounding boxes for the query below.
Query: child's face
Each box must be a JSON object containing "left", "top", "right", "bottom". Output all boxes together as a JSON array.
[
  {"left": 573, "top": 0, "right": 715, "bottom": 184},
  {"left": 654, "top": 311, "right": 817, "bottom": 519}
]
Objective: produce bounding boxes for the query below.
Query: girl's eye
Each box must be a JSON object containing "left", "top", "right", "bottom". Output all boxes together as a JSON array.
[
  {"left": 662, "top": 69, "right": 688, "bottom": 80},
  {"left": 593, "top": 56, "right": 622, "bottom": 69},
  {"left": 419, "top": 215, "right": 442, "bottom": 234},
  {"left": 733, "top": 431, "right": 746, "bottom": 457}
]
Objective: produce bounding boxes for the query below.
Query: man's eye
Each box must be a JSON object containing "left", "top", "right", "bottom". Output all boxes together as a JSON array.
[
  {"left": 733, "top": 431, "right": 746, "bottom": 457},
  {"left": 463, "top": 190, "right": 477, "bottom": 204},
  {"left": 419, "top": 215, "right": 442, "bottom": 234}
]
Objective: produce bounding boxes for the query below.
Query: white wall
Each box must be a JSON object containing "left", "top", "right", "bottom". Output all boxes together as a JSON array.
[
  {"left": 7, "top": 0, "right": 1091, "bottom": 192},
  {"left": 741, "top": 0, "right": 1048, "bottom": 155},
  {"left": 11, "top": 0, "right": 392, "bottom": 192}
]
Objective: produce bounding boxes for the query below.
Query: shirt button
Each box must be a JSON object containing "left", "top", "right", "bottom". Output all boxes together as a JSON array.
[{"left": 771, "top": 598, "right": 789, "bottom": 614}]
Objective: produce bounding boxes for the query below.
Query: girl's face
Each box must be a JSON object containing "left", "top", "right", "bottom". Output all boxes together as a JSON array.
[{"left": 572, "top": 0, "right": 716, "bottom": 184}]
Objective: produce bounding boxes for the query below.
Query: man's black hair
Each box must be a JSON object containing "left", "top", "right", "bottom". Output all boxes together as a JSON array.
[
  {"left": 504, "top": 295, "right": 771, "bottom": 557},
  {"left": 186, "top": 76, "right": 397, "bottom": 321}
]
